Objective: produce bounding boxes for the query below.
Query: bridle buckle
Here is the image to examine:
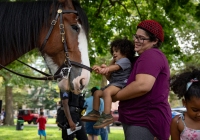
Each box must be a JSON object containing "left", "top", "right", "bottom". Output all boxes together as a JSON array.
[{"left": 61, "top": 67, "right": 71, "bottom": 79}]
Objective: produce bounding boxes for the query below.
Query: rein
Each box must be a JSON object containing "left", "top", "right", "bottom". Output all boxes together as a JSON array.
[{"left": 0, "top": 4, "right": 92, "bottom": 81}]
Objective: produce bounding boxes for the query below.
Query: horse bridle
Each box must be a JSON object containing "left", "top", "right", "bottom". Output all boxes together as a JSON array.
[{"left": 0, "top": 4, "right": 92, "bottom": 81}]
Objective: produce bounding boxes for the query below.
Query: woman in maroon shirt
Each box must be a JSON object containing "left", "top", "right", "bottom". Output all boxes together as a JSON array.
[{"left": 112, "top": 20, "right": 171, "bottom": 140}]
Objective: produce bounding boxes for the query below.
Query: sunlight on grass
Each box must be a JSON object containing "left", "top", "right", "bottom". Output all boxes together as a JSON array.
[
  {"left": 107, "top": 129, "right": 124, "bottom": 140},
  {"left": 0, "top": 125, "right": 124, "bottom": 140},
  {"left": 0, "top": 126, "right": 62, "bottom": 140},
  {"left": 47, "top": 118, "right": 56, "bottom": 124}
]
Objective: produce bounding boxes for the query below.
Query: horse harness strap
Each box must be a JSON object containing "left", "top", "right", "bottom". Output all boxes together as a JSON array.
[{"left": 0, "top": 63, "right": 61, "bottom": 80}]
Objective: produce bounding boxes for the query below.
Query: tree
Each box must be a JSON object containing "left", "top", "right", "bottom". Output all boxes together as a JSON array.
[
  {"left": 80, "top": 0, "right": 200, "bottom": 68},
  {"left": 25, "top": 82, "right": 59, "bottom": 110},
  {"left": 0, "top": 50, "right": 56, "bottom": 125}
]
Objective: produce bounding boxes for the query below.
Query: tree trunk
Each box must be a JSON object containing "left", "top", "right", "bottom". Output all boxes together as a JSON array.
[{"left": 4, "top": 85, "right": 14, "bottom": 125}]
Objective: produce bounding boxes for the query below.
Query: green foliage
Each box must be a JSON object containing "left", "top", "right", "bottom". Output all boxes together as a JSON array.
[
  {"left": 86, "top": 53, "right": 112, "bottom": 92},
  {"left": 0, "top": 49, "right": 58, "bottom": 110},
  {"left": 79, "top": 0, "right": 200, "bottom": 69},
  {"left": 25, "top": 82, "right": 59, "bottom": 110}
]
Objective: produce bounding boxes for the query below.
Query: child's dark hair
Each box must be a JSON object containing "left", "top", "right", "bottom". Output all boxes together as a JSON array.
[
  {"left": 40, "top": 112, "right": 44, "bottom": 116},
  {"left": 170, "top": 68, "right": 200, "bottom": 101},
  {"left": 110, "top": 38, "right": 135, "bottom": 62}
]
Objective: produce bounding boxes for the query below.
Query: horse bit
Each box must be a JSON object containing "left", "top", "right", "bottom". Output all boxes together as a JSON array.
[{"left": 0, "top": 4, "right": 92, "bottom": 81}]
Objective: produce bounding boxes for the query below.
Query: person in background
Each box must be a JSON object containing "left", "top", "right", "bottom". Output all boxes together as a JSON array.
[
  {"left": 40, "top": 108, "right": 44, "bottom": 113},
  {"left": 112, "top": 20, "right": 171, "bottom": 140},
  {"left": 56, "top": 101, "right": 62, "bottom": 130},
  {"left": 37, "top": 112, "right": 47, "bottom": 140},
  {"left": 81, "top": 38, "right": 136, "bottom": 129},
  {"left": 100, "top": 126, "right": 108, "bottom": 140},
  {"left": 57, "top": 91, "right": 88, "bottom": 140},
  {"left": 84, "top": 87, "right": 105, "bottom": 140},
  {"left": 2, "top": 109, "right": 5, "bottom": 124},
  {"left": 170, "top": 68, "right": 200, "bottom": 140},
  {"left": 0, "top": 112, "right": 4, "bottom": 126}
]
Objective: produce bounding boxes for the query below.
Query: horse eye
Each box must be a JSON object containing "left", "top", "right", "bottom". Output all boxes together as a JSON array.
[{"left": 71, "top": 25, "right": 80, "bottom": 32}]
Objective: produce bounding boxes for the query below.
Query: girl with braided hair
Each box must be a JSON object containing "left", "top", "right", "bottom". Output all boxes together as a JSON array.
[{"left": 170, "top": 68, "right": 200, "bottom": 140}]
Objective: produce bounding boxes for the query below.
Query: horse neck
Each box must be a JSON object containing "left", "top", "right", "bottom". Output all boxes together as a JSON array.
[{"left": 0, "top": 1, "right": 53, "bottom": 67}]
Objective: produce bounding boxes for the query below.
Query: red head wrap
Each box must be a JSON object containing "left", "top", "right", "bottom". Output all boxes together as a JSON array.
[{"left": 137, "top": 20, "right": 164, "bottom": 42}]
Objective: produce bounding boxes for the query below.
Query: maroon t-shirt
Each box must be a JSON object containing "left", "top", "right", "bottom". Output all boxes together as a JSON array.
[
  {"left": 118, "top": 48, "right": 171, "bottom": 140},
  {"left": 37, "top": 116, "right": 46, "bottom": 130}
]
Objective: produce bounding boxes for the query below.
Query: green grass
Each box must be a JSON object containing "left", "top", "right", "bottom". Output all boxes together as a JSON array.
[
  {"left": 46, "top": 118, "right": 57, "bottom": 124},
  {"left": 0, "top": 124, "right": 124, "bottom": 140},
  {"left": 0, "top": 125, "right": 62, "bottom": 140}
]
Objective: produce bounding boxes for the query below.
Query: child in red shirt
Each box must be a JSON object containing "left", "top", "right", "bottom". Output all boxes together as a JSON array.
[{"left": 37, "top": 112, "right": 47, "bottom": 140}]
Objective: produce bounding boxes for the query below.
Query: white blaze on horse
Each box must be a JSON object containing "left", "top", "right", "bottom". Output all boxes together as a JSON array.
[{"left": 0, "top": 0, "right": 91, "bottom": 94}]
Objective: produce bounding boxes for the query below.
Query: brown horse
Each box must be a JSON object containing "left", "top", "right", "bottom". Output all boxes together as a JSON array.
[{"left": 0, "top": 0, "right": 91, "bottom": 94}]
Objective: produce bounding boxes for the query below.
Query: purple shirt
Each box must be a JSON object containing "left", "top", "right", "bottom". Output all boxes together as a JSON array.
[{"left": 118, "top": 48, "right": 171, "bottom": 140}]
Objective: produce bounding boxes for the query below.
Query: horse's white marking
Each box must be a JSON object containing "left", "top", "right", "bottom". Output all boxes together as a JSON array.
[
  {"left": 77, "top": 23, "right": 90, "bottom": 87},
  {"left": 78, "top": 24, "right": 90, "bottom": 68},
  {"left": 44, "top": 54, "right": 58, "bottom": 74},
  {"left": 67, "top": 24, "right": 91, "bottom": 94}
]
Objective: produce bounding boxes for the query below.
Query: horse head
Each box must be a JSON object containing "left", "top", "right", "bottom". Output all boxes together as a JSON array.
[
  {"left": 0, "top": 0, "right": 90, "bottom": 94},
  {"left": 39, "top": 0, "right": 90, "bottom": 94}
]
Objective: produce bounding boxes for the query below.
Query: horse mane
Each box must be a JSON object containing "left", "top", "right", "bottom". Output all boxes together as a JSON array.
[
  {"left": 0, "top": 0, "right": 89, "bottom": 66},
  {"left": 72, "top": 0, "right": 89, "bottom": 39}
]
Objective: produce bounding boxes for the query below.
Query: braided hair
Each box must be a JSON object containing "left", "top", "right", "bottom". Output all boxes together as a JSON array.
[{"left": 170, "top": 68, "right": 200, "bottom": 101}]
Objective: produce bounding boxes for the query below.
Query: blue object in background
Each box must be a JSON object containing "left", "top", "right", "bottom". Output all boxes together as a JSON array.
[
  {"left": 171, "top": 111, "right": 181, "bottom": 118},
  {"left": 100, "top": 127, "right": 108, "bottom": 140}
]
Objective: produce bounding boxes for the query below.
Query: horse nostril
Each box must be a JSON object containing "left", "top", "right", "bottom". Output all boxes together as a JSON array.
[{"left": 80, "top": 78, "right": 85, "bottom": 90}]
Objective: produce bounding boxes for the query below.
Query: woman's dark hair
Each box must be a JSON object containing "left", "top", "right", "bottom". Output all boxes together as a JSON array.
[
  {"left": 110, "top": 38, "right": 136, "bottom": 62},
  {"left": 142, "top": 29, "right": 162, "bottom": 48},
  {"left": 170, "top": 68, "right": 200, "bottom": 101}
]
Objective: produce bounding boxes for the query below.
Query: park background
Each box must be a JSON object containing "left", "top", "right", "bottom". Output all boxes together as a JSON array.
[{"left": 0, "top": 0, "right": 200, "bottom": 139}]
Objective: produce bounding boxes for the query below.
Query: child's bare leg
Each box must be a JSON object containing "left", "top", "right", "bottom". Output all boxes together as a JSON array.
[
  {"left": 93, "top": 90, "right": 103, "bottom": 111},
  {"left": 103, "top": 86, "right": 120, "bottom": 114}
]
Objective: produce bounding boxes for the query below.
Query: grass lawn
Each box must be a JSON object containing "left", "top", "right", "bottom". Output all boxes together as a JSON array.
[
  {"left": 0, "top": 125, "right": 62, "bottom": 140},
  {"left": 0, "top": 120, "right": 124, "bottom": 140}
]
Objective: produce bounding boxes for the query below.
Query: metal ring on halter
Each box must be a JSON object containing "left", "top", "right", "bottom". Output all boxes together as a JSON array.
[
  {"left": 59, "top": 24, "right": 64, "bottom": 29},
  {"left": 60, "top": 67, "right": 71, "bottom": 79},
  {"left": 51, "top": 20, "right": 57, "bottom": 25}
]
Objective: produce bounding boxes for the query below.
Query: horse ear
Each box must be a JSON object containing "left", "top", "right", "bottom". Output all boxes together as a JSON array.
[{"left": 58, "top": 0, "right": 74, "bottom": 9}]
